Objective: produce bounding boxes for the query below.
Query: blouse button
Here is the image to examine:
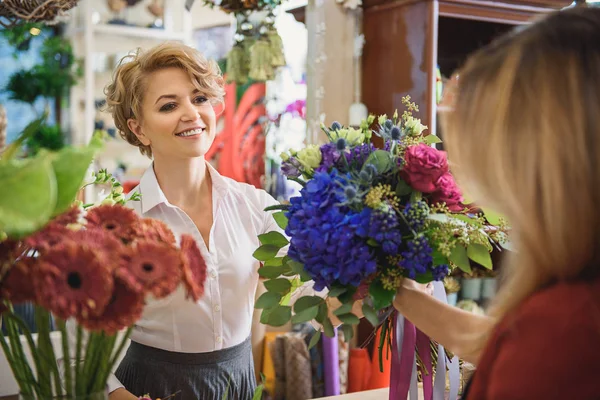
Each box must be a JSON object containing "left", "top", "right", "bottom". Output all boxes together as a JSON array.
[
  {"left": 216, "top": 335, "right": 222, "bottom": 343},
  {"left": 214, "top": 304, "right": 221, "bottom": 312},
  {"left": 210, "top": 270, "right": 217, "bottom": 279}
]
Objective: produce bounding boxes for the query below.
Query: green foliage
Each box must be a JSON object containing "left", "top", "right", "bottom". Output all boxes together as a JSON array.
[{"left": 25, "top": 124, "right": 65, "bottom": 156}]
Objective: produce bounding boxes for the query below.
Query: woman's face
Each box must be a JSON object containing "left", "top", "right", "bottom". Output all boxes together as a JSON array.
[{"left": 127, "top": 67, "right": 217, "bottom": 160}]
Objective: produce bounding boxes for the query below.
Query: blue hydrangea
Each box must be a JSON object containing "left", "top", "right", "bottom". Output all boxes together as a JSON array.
[
  {"left": 399, "top": 235, "right": 433, "bottom": 279},
  {"left": 286, "top": 170, "right": 377, "bottom": 291}
]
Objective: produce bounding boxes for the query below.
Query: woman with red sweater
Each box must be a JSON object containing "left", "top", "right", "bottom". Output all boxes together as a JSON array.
[{"left": 393, "top": 7, "right": 600, "bottom": 399}]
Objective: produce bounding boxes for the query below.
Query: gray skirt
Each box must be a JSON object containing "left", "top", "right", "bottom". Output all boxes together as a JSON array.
[{"left": 115, "top": 337, "right": 256, "bottom": 400}]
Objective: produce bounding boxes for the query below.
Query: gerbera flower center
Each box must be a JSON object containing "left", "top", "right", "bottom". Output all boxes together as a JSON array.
[
  {"left": 142, "top": 263, "right": 154, "bottom": 272},
  {"left": 67, "top": 272, "right": 83, "bottom": 289}
]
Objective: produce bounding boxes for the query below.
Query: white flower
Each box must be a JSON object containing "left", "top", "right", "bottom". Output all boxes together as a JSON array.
[
  {"left": 404, "top": 116, "right": 428, "bottom": 136},
  {"left": 296, "top": 145, "right": 322, "bottom": 170}
]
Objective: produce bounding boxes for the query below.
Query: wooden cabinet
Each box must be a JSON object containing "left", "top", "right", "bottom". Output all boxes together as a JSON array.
[{"left": 361, "top": 0, "right": 571, "bottom": 138}]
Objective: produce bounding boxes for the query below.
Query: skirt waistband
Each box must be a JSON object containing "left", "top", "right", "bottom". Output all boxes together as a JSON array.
[{"left": 126, "top": 336, "right": 251, "bottom": 366}]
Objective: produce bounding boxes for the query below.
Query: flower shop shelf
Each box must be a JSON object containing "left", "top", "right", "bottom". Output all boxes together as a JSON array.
[{"left": 360, "top": 0, "right": 572, "bottom": 137}]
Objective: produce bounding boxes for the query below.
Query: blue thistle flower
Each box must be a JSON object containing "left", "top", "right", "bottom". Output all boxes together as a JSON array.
[
  {"left": 336, "top": 138, "right": 348, "bottom": 152},
  {"left": 331, "top": 121, "right": 343, "bottom": 131},
  {"left": 391, "top": 126, "right": 401, "bottom": 140}
]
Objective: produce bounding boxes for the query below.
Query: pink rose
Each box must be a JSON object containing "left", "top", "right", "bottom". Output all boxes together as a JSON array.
[
  {"left": 401, "top": 144, "right": 449, "bottom": 193},
  {"left": 432, "top": 172, "right": 464, "bottom": 212}
]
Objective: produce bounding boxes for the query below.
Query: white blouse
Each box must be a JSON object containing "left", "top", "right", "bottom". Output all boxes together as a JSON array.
[{"left": 107, "top": 162, "right": 284, "bottom": 392}]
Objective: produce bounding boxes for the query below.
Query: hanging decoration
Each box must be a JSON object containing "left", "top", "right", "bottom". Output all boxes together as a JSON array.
[
  {"left": 202, "top": 0, "right": 287, "bottom": 84},
  {"left": 0, "top": 0, "right": 80, "bottom": 28}
]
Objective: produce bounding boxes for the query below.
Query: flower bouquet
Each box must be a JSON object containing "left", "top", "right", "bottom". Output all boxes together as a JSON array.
[
  {"left": 0, "top": 120, "right": 208, "bottom": 399},
  {"left": 253, "top": 97, "right": 509, "bottom": 399}
]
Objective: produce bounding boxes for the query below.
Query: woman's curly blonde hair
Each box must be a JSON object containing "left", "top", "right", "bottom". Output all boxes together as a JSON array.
[{"left": 104, "top": 42, "right": 225, "bottom": 158}]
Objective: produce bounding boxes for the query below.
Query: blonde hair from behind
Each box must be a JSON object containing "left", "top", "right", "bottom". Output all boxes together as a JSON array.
[
  {"left": 104, "top": 42, "right": 225, "bottom": 158},
  {"left": 441, "top": 7, "right": 600, "bottom": 341}
]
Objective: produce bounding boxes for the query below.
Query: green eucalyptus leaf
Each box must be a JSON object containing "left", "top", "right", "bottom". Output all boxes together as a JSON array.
[
  {"left": 337, "top": 313, "right": 360, "bottom": 325},
  {"left": 322, "top": 317, "right": 335, "bottom": 338},
  {"left": 258, "top": 231, "right": 289, "bottom": 248},
  {"left": 368, "top": 280, "right": 395, "bottom": 310},
  {"left": 367, "top": 238, "right": 379, "bottom": 247},
  {"left": 291, "top": 305, "right": 319, "bottom": 324},
  {"left": 264, "top": 257, "right": 284, "bottom": 267},
  {"left": 449, "top": 245, "right": 471, "bottom": 274},
  {"left": 333, "top": 303, "right": 353, "bottom": 316},
  {"left": 467, "top": 243, "right": 493, "bottom": 269},
  {"left": 316, "top": 302, "right": 328, "bottom": 324},
  {"left": 255, "top": 292, "right": 282, "bottom": 309},
  {"left": 337, "top": 288, "right": 357, "bottom": 304},
  {"left": 264, "top": 278, "right": 292, "bottom": 293},
  {"left": 341, "top": 324, "right": 354, "bottom": 342},
  {"left": 260, "top": 309, "right": 272, "bottom": 324},
  {"left": 279, "top": 277, "right": 303, "bottom": 306},
  {"left": 258, "top": 266, "right": 284, "bottom": 279},
  {"left": 362, "top": 303, "right": 379, "bottom": 327},
  {"left": 0, "top": 154, "right": 57, "bottom": 237},
  {"left": 253, "top": 244, "right": 281, "bottom": 261},
  {"left": 415, "top": 271, "right": 434, "bottom": 284},
  {"left": 327, "top": 287, "right": 347, "bottom": 298},
  {"left": 265, "top": 305, "right": 292, "bottom": 327},
  {"left": 363, "top": 150, "right": 394, "bottom": 174},
  {"left": 273, "top": 212, "right": 288, "bottom": 230},
  {"left": 308, "top": 330, "right": 322, "bottom": 350},
  {"left": 294, "top": 296, "right": 323, "bottom": 313},
  {"left": 432, "top": 249, "right": 449, "bottom": 266}
]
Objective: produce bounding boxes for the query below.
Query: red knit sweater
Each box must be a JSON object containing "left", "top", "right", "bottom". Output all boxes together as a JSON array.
[{"left": 465, "top": 277, "right": 600, "bottom": 399}]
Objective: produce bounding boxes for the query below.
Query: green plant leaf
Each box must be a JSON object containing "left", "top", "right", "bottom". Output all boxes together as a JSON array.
[
  {"left": 252, "top": 384, "right": 264, "bottom": 400},
  {"left": 363, "top": 150, "right": 394, "bottom": 174},
  {"left": 337, "top": 313, "right": 360, "bottom": 325},
  {"left": 264, "top": 257, "right": 284, "bottom": 267},
  {"left": 308, "top": 330, "right": 322, "bottom": 350},
  {"left": 294, "top": 296, "right": 323, "bottom": 313},
  {"left": 280, "top": 277, "right": 303, "bottom": 306},
  {"left": 258, "top": 231, "right": 289, "bottom": 248},
  {"left": 362, "top": 303, "right": 379, "bottom": 327},
  {"left": 432, "top": 249, "right": 448, "bottom": 266},
  {"left": 482, "top": 207, "right": 506, "bottom": 226},
  {"left": 453, "top": 214, "right": 482, "bottom": 227},
  {"left": 265, "top": 305, "right": 292, "bottom": 327},
  {"left": 264, "top": 278, "right": 292, "bottom": 293},
  {"left": 395, "top": 180, "right": 413, "bottom": 197},
  {"left": 255, "top": 292, "right": 282, "bottom": 309},
  {"left": 369, "top": 280, "right": 395, "bottom": 310},
  {"left": 333, "top": 303, "right": 353, "bottom": 316},
  {"left": 273, "top": 212, "right": 288, "bottom": 230},
  {"left": 415, "top": 271, "right": 434, "bottom": 284},
  {"left": 316, "top": 302, "right": 328, "bottom": 324},
  {"left": 0, "top": 154, "right": 57, "bottom": 237},
  {"left": 327, "top": 287, "right": 347, "bottom": 298},
  {"left": 367, "top": 238, "right": 379, "bottom": 247},
  {"left": 253, "top": 244, "right": 281, "bottom": 261},
  {"left": 258, "top": 266, "right": 285, "bottom": 279},
  {"left": 341, "top": 324, "right": 354, "bottom": 342},
  {"left": 423, "top": 134, "right": 442, "bottom": 145},
  {"left": 291, "top": 305, "right": 319, "bottom": 324},
  {"left": 51, "top": 144, "right": 98, "bottom": 216},
  {"left": 467, "top": 243, "right": 493, "bottom": 269},
  {"left": 260, "top": 308, "right": 272, "bottom": 324},
  {"left": 449, "top": 245, "right": 471, "bottom": 274},
  {"left": 337, "top": 287, "right": 357, "bottom": 304},
  {"left": 322, "top": 317, "right": 335, "bottom": 338},
  {"left": 2, "top": 115, "right": 46, "bottom": 160}
]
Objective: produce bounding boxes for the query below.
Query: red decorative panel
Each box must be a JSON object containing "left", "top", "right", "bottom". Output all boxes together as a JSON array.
[{"left": 207, "top": 81, "right": 267, "bottom": 188}]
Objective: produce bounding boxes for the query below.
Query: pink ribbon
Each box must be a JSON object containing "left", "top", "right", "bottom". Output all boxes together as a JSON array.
[
  {"left": 389, "top": 313, "right": 416, "bottom": 400},
  {"left": 416, "top": 329, "right": 433, "bottom": 400}
]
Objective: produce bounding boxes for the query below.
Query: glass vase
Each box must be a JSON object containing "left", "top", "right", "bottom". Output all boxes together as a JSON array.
[{"left": 19, "top": 390, "right": 108, "bottom": 400}]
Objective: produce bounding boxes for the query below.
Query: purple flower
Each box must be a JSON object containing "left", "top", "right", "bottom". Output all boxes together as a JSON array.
[
  {"left": 281, "top": 157, "right": 302, "bottom": 178},
  {"left": 345, "top": 143, "right": 376, "bottom": 168},
  {"left": 316, "top": 143, "right": 340, "bottom": 172}
]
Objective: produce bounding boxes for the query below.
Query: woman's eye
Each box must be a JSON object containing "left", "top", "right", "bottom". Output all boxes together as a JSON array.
[
  {"left": 159, "top": 103, "right": 176, "bottom": 112},
  {"left": 194, "top": 96, "right": 208, "bottom": 104}
]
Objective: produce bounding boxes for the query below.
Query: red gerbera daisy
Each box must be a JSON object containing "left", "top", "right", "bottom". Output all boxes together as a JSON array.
[
  {"left": 34, "top": 243, "right": 114, "bottom": 321},
  {"left": 25, "top": 223, "right": 71, "bottom": 253},
  {"left": 85, "top": 204, "right": 140, "bottom": 244},
  {"left": 66, "top": 228, "right": 125, "bottom": 263},
  {"left": 51, "top": 205, "right": 82, "bottom": 227},
  {"left": 1, "top": 257, "right": 37, "bottom": 304},
  {"left": 132, "top": 218, "right": 176, "bottom": 245},
  {"left": 79, "top": 276, "right": 144, "bottom": 335},
  {"left": 179, "top": 234, "right": 207, "bottom": 302},
  {"left": 116, "top": 240, "right": 182, "bottom": 299}
]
